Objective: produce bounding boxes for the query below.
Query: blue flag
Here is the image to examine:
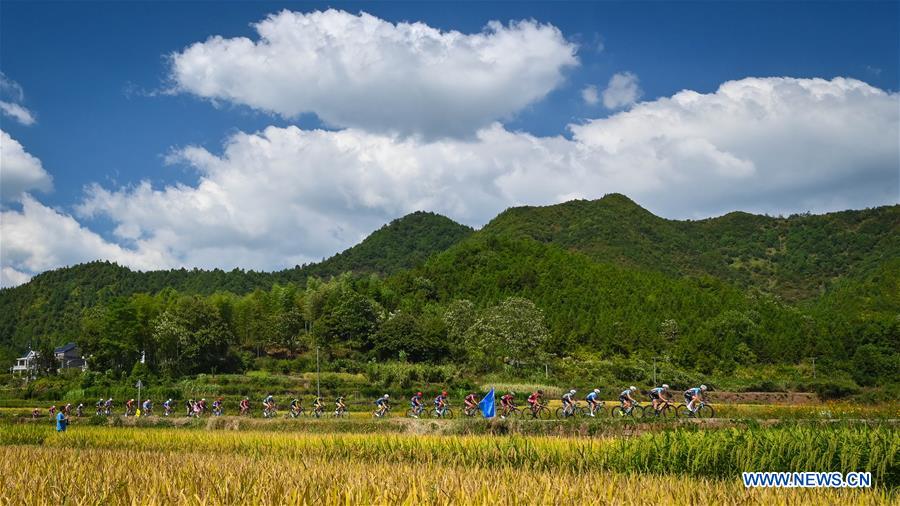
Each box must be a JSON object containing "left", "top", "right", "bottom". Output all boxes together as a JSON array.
[{"left": 478, "top": 388, "right": 496, "bottom": 418}]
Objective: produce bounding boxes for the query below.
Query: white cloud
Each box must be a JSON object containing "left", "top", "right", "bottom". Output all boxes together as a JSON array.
[
  {"left": 0, "top": 266, "right": 32, "bottom": 288},
  {"left": 169, "top": 9, "right": 578, "bottom": 137},
  {"left": 0, "top": 74, "right": 35, "bottom": 126},
  {"left": 1, "top": 130, "right": 53, "bottom": 202},
  {"left": 0, "top": 102, "right": 36, "bottom": 126},
  {"left": 69, "top": 77, "right": 898, "bottom": 276},
  {"left": 1, "top": 195, "right": 173, "bottom": 287},
  {"left": 581, "top": 85, "right": 599, "bottom": 105},
  {"left": 602, "top": 71, "right": 642, "bottom": 109}
]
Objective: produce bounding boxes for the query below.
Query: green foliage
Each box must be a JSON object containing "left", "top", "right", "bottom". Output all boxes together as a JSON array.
[{"left": 0, "top": 197, "right": 896, "bottom": 388}]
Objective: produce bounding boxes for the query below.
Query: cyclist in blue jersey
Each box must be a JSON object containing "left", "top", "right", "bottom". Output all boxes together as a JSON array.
[
  {"left": 619, "top": 386, "right": 638, "bottom": 412},
  {"left": 585, "top": 389, "right": 602, "bottom": 417},
  {"left": 649, "top": 384, "right": 673, "bottom": 413},
  {"left": 684, "top": 385, "right": 707, "bottom": 415},
  {"left": 410, "top": 392, "right": 424, "bottom": 418}
]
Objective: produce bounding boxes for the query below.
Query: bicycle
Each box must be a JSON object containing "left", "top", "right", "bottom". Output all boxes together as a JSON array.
[
  {"left": 289, "top": 406, "right": 304, "bottom": 418},
  {"left": 164, "top": 406, "right": 174, "bottom": 417},
  {"left": 372, "top": 405, "right": 391, "bottom": 418},
  {"left": 648, "top": 398, "right": 677, "bottom": 419},
  {"left": 212, "top": 406, "right": 223, "bottom": 417},
  {"left": 463, "top": 405, "right": 480, "bottom": 417},
  {"left": 676, "top": 400, "right": 715, "bottom": 419},
  {"left": 527, "top": 403, "right": 552, "bottom": 420},
  {"left": 263, "top": 404, "right": 278, "bottom": 419},
  {"left": 332, "top": 406, "right": 347, "bottom": 418},
  {"left": 429, "top": 404, "right": 454, "bottom": 419},
  {"left": 406, "top": 405, "right": 426, "bottom": 419},
  {"left": 584, "top": 401, "right": 607, "bottom": 418},
  {"left": 499, "top": 404, "right": 523, "bottom": 419},
  {"left": 611, "top": 401, "right": 645, "bottom": 419},
  {"left": 555, "top": 402, "right": 585, "bottom": 420},
  {"left": 312, "top": 405, "right": 325, "bottom": 418}
]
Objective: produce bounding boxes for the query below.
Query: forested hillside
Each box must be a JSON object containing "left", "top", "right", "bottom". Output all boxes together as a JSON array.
[
  {"left": 481, "top": 194, "right": 900, "bottom": 301},
  {"left": 0, "top": 212, "right": 472, "bottom": 363},
  {"left": 1, "top": 196, "right": 896, "bottom": 389}
]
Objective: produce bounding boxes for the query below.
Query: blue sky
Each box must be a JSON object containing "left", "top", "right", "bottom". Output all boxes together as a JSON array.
[{"left": 1, "top": 1, "right": 898, "bottom": 285}]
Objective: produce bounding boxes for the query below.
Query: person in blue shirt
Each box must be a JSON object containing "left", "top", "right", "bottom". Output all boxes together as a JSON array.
[
  {"left": 649, "top": 384, "right": 673, "bottom": 414},
  {"left": 56, "top": 409, "right": 69, "bottom": 432},
  {"left": 585, "top": 388, "right": 602, "bottom": 417},
  {"left": 433, "top": 391, "right": 449, "bottom": 417},
  {"left": 684, "top": 385, "right": 707, "bottom": 415}
]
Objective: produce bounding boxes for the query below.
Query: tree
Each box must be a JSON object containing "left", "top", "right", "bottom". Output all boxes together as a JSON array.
[{"left": 465, "top": 297, "right": 550, "bottom": 371}]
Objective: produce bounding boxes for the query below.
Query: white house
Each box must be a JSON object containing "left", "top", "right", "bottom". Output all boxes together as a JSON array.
[{"left": 11, "top": 350, "right": 38, "bottom": 375}]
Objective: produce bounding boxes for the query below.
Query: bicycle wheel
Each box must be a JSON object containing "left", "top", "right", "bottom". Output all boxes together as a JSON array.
[
  {"left": 442, "top": 408, "right": 454, "bottom": 419},
  {"left": 611, "top": 406, "right": 633, "bottom": 418},
  {"left": 631, "top": 405, "right": 646, "bottom": 419},
  {"left": 697, "top": 404, "right": 715, "bottom": 419},
  {"left": 554, "top": 407, "right": 566, "bottom": 420},
  {"left": 658, "top": 404, "right": 676, "bottom": 419},
  {"left": 531, "top": 406, "right": 550, "bottom": 420},
  {"left": 674, "top": 404, "right": 692, "bottom": 418}
]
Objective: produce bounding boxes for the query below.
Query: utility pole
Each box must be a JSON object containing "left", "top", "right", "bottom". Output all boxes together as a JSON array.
[
  {"left": 811, "top": 357, "right": 816, "bottom": 379},
  {"left": 652, "top": 356, "right": 658, "bottom": 386},
  {"left": 316, "top": 346, "right": 321, "bottom": 399}
]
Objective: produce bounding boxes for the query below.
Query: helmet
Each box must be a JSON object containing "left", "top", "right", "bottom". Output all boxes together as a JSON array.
[
  {"left": 593, "top": 388, "right": 600, "bottom": 394},
  {"left": 509, "top": 392, "right": 515, "bottom": 396},
  {"left": 630, "top": 386, "right": 637, "bottom": 391},
  {"left": 662, "top": 384, "right": 669, "bottom": 389},
  {"left": 416, "top": 392, "right": 422, "bottom": 397},
  {"left": 700, "top": 385, "right": 708, "bottom": 391},
  {"left": 384, "top": 394, "right": 390, "bottom": 399},
  {"left": 569, "top": 389, "right": 576, "bottom": 394},
  {"left": 537, "top": 390, "right": 543, "bottom": 394},
  {"left": 442, "top": 391, "right": 448, "bottom": 396}
]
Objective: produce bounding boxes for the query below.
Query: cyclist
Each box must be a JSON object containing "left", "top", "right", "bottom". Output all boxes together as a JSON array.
[
  {"left": 374, "top": 394, "right": 390, "bottom": 417},
  {"left": 649, "top": 384, "right": 673, "bottom": 414},
  {"left": 63, "top": 403, "right": 72, "bottom": 415},
  {"left": 684, "top": 385, "right": 708, "bottom": 415},
  {"left": 76, "top": 403, "right": 84, "bottom": 417},
  {"left": 585, "top": 388, "right": 602, "bottom": 417},
  {"left": 212, "top": 397, "right": 223, "bottom": 416},
  {"left": 312, "top": 396, "right": 324, "bottom": 417},
  {"left": 263, "top": 394, "right": 275, "bottom": 414},
  {"left": 499, "top": 392, "right": 515, "bottom": 419},
  {"left": 185, "top": 399, "right": 195, "bottom": 417},
  {"left": 334, "top": 395, "right": 346, "bottom": 416},
  {"left": 48, "top": 405, "right": 57, "bottom": 418},
  {"left": 163, "top": 399, "right": 174, "bottom": 417},
  {"left": 289, "top": 397, "right": 301, "bottom": 417},
  {"left": 527, "top": 390, "right": 544, "bottom": 415},
  {"left": 142, "top": 399, "right": 152, "bottom": 416},
  {"left": 104, "top": 398, "right": 114, "bottom": 416},
  {"left": 95, "top": 398, "right": 104, "bottom": 416},
  {"left": 32, "top": 408, "right": 41, "bottom": 419},
  {"left": 125, "top": 398, "right": 135, "bottom": 416},
  {"left": 433, "top": 391, "right": 449, "bottom": 417},
  {"left": 463, "top": 393, "right": 478, "bottom": 415},
  {"left": 239, "top": 397, "right": 250, "bottom": 416},
  {"left": 410, "top": 391, "right": 424, "bottom": 418},
  {"left": 197, "top": 398, "right": 208, "bottom": 415},
  {"left": 619, "top": 386, "right": 639, "bottom": 413},
  {"left": 561, "top": 389, "right": 577, "bottom": 415}
]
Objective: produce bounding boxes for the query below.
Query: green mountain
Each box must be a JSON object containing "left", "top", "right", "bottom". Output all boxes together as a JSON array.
[
  {"left": 0, "top": 211, "right": 472, "bottom": 361},
  {"left": 480, "top": 194, "right": 900, "bottom": 301}
]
